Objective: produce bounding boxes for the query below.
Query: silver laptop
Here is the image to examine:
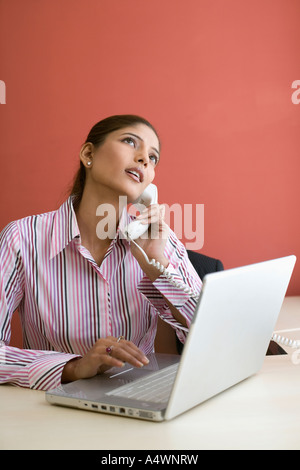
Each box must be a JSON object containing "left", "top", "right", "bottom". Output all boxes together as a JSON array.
[{"left": 46, "top": 255, "right": 296, "bottom": 421}]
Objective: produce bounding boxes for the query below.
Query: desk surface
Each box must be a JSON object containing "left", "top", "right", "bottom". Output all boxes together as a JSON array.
[{"left": 1, "top": 296, "right": 300, "bottom": 450}]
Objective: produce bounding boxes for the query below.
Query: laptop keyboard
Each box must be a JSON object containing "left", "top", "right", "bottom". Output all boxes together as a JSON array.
[{"left": 106, "top": 363, "right": 179, "bottom": 403}]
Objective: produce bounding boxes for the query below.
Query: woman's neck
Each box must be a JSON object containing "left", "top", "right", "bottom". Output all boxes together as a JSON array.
[{"left": 75, "top": 186, "right": 126, "bottom": 254}]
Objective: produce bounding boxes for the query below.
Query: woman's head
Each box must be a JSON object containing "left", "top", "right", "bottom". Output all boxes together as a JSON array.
[{"left": 71, "top": 114, "right": 160, "bottom": 207}]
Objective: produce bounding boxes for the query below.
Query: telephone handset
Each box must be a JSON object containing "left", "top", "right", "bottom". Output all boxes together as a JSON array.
[
  {"left": 124, "top": 183, "right": 158, "bottom": 240},
  {"left": 124, "top": 184, "right": 199, "bottom": 299}
]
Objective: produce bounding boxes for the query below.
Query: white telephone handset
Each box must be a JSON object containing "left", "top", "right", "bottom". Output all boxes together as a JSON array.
[
  {"left": 124, "top": 183, "right": 158, "bottom": 240},
  {"left": 124, "top": 184, "right": 199, "bottom": 299}
]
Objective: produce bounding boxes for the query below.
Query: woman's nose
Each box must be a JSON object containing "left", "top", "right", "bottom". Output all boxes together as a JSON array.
[{"left": 135, "top": 148, "right": 149, "bottom": 166}]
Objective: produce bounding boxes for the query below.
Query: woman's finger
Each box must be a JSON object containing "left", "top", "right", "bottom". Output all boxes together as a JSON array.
[
  {"left": 136, "top": 204, "right": 164, "bottom": 223},
  {"left": 104, "top": 340, "right": 149, "bottom": 368},
  {"left": 93, "top": 337, "right": 149, "bottom": 369}
]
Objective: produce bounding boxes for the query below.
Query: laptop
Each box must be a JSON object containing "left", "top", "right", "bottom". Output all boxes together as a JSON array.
[{"left": 46, "top": 255, "right": 296, "bottom": 421}]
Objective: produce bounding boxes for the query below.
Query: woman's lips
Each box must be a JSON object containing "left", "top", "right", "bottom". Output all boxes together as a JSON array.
[{"left": 125, "top": 168, "right": 144, "bottom": 183}]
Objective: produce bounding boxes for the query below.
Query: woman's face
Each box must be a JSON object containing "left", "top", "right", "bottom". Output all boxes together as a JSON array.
[{"left": 83, "top": 124, "right": 160, "bottom": 202}]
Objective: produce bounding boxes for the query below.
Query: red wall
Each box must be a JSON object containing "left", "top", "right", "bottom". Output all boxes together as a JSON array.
[{"left": 1, "top": 0, "right": 300, "bottom": 344}]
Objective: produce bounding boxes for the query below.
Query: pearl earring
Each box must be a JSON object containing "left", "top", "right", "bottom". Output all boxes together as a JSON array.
[{"left": 87, "top": 161, "right": 92, "bottom": 166}]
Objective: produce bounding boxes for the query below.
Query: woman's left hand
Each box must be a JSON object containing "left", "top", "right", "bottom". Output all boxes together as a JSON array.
[{"left": 130, "top": 204, "right": 170, "bottom": 277}]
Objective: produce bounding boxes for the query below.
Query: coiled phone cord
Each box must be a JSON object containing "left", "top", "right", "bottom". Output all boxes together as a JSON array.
[
  {"left": 271, "top": 332, "right": 300, "bottom": 349},
  {"left": 130, "top": 238, "right": 300, "bottom": 349},
  {"left": 129, "top": 238, "right": 200, "bottom": 300}
]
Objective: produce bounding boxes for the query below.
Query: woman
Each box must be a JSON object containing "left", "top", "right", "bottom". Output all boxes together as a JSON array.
[{"left": 0, "top": 115, "right": 202, "bottom": 390}]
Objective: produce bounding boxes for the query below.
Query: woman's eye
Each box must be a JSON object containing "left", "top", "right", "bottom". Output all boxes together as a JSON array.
[
  {"left": 123, "top": 137, "right": 135, "bottom": 147},
  {"left": 149, "top": 155, "right": 158, "bottom": 165}
]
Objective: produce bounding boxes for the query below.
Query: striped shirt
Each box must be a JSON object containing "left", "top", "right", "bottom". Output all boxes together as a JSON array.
[{"left": 0, "top": 197, "right": 202, "bottom": 390}]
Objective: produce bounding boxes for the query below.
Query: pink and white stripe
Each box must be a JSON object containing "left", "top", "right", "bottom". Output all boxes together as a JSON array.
[{"left": 0, "top": 197, "right": 202, "bottom": 390}]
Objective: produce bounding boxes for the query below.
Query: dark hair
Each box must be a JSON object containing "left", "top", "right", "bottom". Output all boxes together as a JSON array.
[{"left": 70, "top": 114, "right": 160, "bottom": 208}]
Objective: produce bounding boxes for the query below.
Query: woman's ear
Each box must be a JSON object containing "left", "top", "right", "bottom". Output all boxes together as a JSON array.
[{"left": 80, "top": 142, "right": 94, "bottom": 168}]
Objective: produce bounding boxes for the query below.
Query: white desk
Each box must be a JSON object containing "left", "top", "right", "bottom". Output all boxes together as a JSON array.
[{"left": 1, "top": 297, "right": 300, "bottom": 450}]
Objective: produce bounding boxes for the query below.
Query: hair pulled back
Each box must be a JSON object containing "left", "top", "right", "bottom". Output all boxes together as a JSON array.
[{"left": 70, "top": 114, "right": 160, "bottom": 208}]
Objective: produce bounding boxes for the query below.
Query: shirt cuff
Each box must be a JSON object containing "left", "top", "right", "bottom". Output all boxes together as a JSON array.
[
  {"left": 27, "top": 352, "right": 81, "bottom": 390},
  {"left": 137, "top": 263, "right": 192, "bottom": 330}
]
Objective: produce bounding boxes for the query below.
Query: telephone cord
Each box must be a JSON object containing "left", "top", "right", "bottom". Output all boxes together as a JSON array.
[
  {"left": 271, "top": 333, "right": 300, "bottom": 349},
  {"left": 129, "top": 238, "right": 300, "bottom": 348},
  {"left": 129, "top": 238, "right": 200, "bottom": 300}
]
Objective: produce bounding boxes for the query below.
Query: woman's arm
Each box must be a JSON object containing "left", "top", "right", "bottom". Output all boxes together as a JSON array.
[
  {"left": 130, "top": 205, "right": 202, "bottom": 338},
  {"left": 0, "top": 222, "right": 81, "bottom": 390}
]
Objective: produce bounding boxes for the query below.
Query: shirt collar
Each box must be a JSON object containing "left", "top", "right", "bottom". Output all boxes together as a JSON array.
[
  {"left": 101, "top": 206, "right": 132, "bottom": 260},
  {"left": 50, "top": 197, "right": 132, "bottom": 260},
  {"left": 117, "top": 205, "right": 132, "bottom": 240},
  {"left": 50, "top": 197, "right": 80, "bottom": 260}
]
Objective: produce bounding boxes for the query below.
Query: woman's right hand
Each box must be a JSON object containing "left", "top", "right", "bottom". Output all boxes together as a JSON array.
[{"left": 61, "top": 336, "right": 149, "bottom": 383}]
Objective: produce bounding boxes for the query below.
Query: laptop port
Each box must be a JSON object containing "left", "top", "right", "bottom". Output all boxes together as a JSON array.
[
  {"left": 119, "top": 407, "right": 126, "bottom": 414},
  {"left": 101, "top": 405, "right": 107, "bottom": 410},
  {"left": 109, "top": 406, "right": 115, "bottom": 412},
  {"left": 91, "top": 404, "right": 98, "bottom": 409},
  {"left": 139, "top": 411, "right": 153, "bottom": 419}
]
